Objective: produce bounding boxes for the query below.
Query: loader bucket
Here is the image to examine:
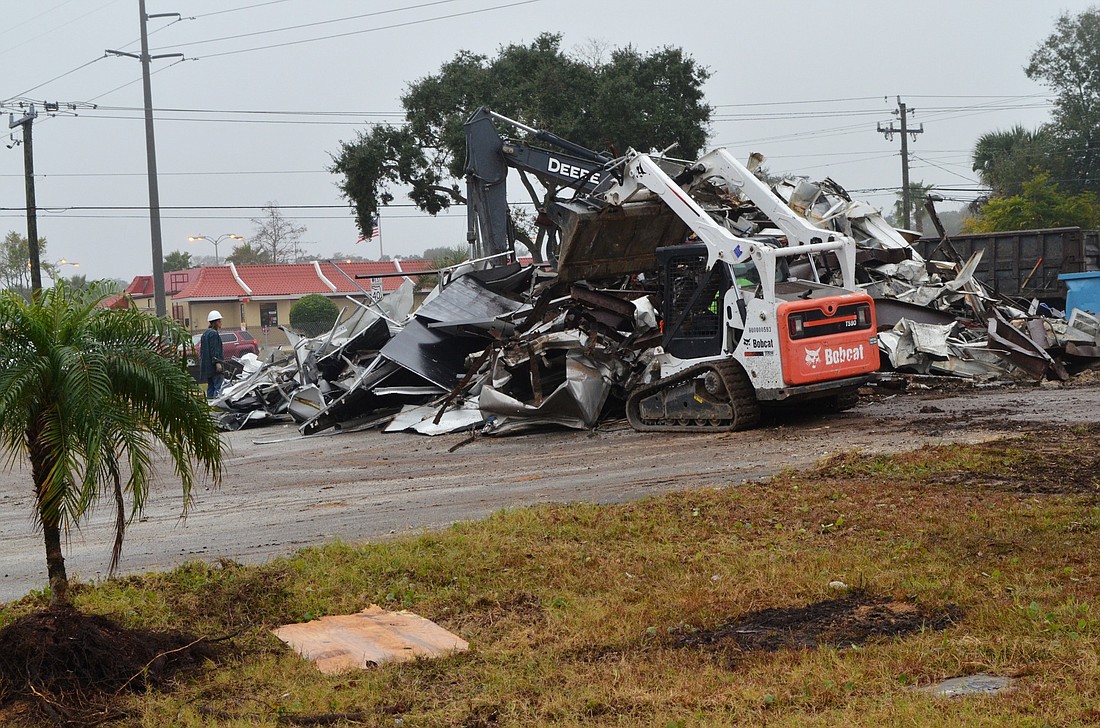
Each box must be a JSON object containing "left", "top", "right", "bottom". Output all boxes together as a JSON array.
[{"left": 549, "top": 199, "right": 691, "bottom": 283}]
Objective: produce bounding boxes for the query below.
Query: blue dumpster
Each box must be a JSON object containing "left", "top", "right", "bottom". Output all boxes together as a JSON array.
[{"left": 1059, "top": 271, "right": 1100, "bottom": 314}]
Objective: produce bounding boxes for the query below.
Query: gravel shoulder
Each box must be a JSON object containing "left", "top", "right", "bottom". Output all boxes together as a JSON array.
[{"left": 1, "top": 379, "right": 1097, "bottom": 604}]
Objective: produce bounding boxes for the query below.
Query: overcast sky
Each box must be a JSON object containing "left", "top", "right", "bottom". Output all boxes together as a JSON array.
[{"left": 1, "top": 0, "right": 1095, "bottom": 283}]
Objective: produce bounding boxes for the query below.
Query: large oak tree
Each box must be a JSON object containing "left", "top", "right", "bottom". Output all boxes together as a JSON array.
[
  {"left": 1026, "top": 7, "right": 1100, "bottom": 196},
  {"left": 330, "top": 33, "right": 712, "bottom": 245}
]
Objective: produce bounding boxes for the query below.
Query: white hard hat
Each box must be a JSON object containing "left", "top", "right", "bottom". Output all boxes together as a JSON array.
[{"left": 208, "top": 310, "right": 223, "bottom": 322}]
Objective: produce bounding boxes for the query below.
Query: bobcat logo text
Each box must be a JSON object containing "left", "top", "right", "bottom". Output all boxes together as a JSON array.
[{"left": 804, "top": 344, "right": 867, "bottom": 369}]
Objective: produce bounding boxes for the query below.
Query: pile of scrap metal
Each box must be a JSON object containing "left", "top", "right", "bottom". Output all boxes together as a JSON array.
[
  {"left": 753, "top": 174, "right": 1100, "bottom": 383},
  {"left": 206, "top": 156, "right": 1100, "bottom": 437},
  {"left": 206, "top": 260, "right": 661, "bottom": 435}
]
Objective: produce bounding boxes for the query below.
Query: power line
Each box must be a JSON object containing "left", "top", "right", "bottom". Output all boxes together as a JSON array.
[
  {"left": 778, "top": 152, "right": 899, "bottom": 174},
  {"left": 2, "top": 204, "right": 378, "bottom": 211},
  {"left": 0, "top": 0, "right": 82, "bottom": 41},
  {"left": 2, "top": 14, "right": 185, "bottom": 104},
  {"left": 74, "top": 113, "right": 379, "bottom": 126},
  {"left": 157, "top": 0, "right": 464, "bottom": 50},
  {"left": 713, "top": 96, "right": 885, "bottom": 108},
  {"left": 91, "top": 105, "right": 402, "bottom": 117},
  {"left": 713, "top": 93, "right": 1048, "bottom": 108},
  {"left": 5, "top": 57, "right": 107, "bottom": 101},
  {"left": 193, "top": 0, "right": 544, "bottom": 60},
  {"left": 910, "top": 155, "right": 981, "bottom": 184},
  {"left": 0, "top": 0, "right": 123, "bottom": 61},
  {"left": 85, "top": 58, "right": 189, "bottom": 103},
  {"left": 0, "top": 169, "right": 329, "bottom": 178},
  {"left": 0, "top": 211, "right": 468, "bottom": 220},
  {"left": 191, "top": 0, "right": 294, "bottom": 19},
  {"left": 905, "top": 93, "right": 1050, "bottom": 100},
  {"left": 711, "top": 101, "right": 1053, "bottom": 124}
]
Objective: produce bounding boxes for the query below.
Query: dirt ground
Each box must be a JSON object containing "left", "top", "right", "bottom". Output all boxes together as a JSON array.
[{"left": 1, "top": 375, "right": 1098, "bottom": 605}]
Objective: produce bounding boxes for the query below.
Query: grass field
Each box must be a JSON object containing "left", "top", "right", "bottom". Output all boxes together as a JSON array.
[{"left": 3, "top": 426, "right": 1099, "bottom": 726}]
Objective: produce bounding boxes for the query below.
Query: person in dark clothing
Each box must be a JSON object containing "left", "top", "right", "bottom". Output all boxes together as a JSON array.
[{"left": 198, "top": 310, "right": 225, "bottom": 398}]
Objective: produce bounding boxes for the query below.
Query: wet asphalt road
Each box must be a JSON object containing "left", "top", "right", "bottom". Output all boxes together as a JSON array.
[{"left": 1, "top": 381, "right": 1096, "bottom": 603}]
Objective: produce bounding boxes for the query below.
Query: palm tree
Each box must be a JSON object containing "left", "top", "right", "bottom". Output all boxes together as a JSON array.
[
  {"left": 0, "top": 282, "right": 224, "bottom": 607},
  {"left": 972, "top": 125, "right": 1053, "bottom": 196},
  {"left": 891, "top": 181, "right": 936, "bottom": 232}
]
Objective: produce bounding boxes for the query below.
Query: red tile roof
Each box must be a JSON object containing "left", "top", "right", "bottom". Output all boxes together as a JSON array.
[
  {"left": 124, "top": 268, "right": 203, "bottom": 298},
  {"left": 173, "top": 267, "right": 249, "bottom": 300},
  {"left": 98, "top": 293, "right": 129, "bottom": 309},
  {"left": 168, "top": 260, "right": 437, "bottom": 301}
]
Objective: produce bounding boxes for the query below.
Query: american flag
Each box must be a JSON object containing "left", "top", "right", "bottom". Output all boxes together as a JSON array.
[{"left": 355, "top": 224, "right": 380, "bottom": 244}]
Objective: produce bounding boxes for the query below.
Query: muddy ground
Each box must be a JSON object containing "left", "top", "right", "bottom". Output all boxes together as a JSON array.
[{"left": 1, "top": 376, "right": 1097, "bottom": 604}]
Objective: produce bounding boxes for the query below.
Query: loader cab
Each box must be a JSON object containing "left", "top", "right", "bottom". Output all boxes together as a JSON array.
[{"left": 656, "top": 243, "right": 731, "bottom": 360}]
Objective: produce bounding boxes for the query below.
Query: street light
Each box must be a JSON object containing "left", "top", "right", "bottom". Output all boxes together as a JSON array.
[
  {"left": 35, "top": 258, "right": 79, "bottom": 283},
  {"left": 188, "top": 233, "right": 242, "bottom": 265}
]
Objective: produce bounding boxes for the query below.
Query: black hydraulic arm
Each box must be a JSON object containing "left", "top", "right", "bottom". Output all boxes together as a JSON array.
[{"left": 463, "top": 107, "right": 614, "bottom": 258}]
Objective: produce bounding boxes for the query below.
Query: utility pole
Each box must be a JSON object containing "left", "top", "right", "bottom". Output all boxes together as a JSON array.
[
  {"left": 107, "top": 1, "right": 181, "bottom": 317},
  {"left": 5, "top": 100, "right": 97, "bottom": 296},
  {"left": 877, "top": 96, "right": 924, "bottom": 230},
  {"left": 8, "top": 105, "right": 41, "bottom": 294}
]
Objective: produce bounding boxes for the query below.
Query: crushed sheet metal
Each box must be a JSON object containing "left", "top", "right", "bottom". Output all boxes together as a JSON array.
[
  {"left": 384, "top": 400, "right": 485, "bottom": 435},
  {"left": 928, "top": 345, "right": 1011, "bottom": 379},
  {"left": 273, "top": 605, "right": 469, "bottom": 674},
  {"left": 288, "top": 383, "right": 325, "bottom": 423},
  {"left": 375, "top": 278, "right": 416, "bottom": 324},
  {"left": 480, "top": 350, "right": 616, "bottom": 433},
  {"left": 986, "top": 309, "right": 1070, "bottom": 381},
  {"left": 300, "top": 359, "right": 443, "bottom": 435},
  {"left": 885, "top": 319, "right": 956, "bottom": 371},
  {"left": 216, "top": 409, "right": 274, "bottom": 431}
]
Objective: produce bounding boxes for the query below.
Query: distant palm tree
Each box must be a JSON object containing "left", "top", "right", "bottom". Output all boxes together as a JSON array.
[
  {"left": 0, "top": 282, "right": 224, "bottom": 606},
  {"left": 63, "top": 273, "right": 89, "bottom": 291},
  {"left": 891, "top": 181, "right": 936, "bottom": 232},
  {"left": 972, "top": 125, "right": 1052, "bottom": 195}
]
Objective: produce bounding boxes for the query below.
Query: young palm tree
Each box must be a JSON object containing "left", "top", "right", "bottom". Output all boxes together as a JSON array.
[{"left": 0, "top": 282, "right": 224, "bottom": 607}]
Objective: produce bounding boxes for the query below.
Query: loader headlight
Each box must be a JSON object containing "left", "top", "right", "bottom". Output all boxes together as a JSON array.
[
  {"left": 856, "top": 303, "right": 871, "bottom": 328},
  {"left": 788, "top": 313, "right": 806, "bottom": 339}
]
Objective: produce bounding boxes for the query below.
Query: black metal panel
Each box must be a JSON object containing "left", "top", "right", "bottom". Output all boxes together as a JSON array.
[
  {"left": 870, "top": 296, "right": 957, "bottom": 329},
  {"left": 413, "top": 274, "right": 524, "bottom": 327},
  {"left": 379, "top": 317, "right": 489, "bottom": 391}
]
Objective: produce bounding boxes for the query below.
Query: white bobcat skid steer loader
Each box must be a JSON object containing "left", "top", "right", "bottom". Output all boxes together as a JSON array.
[{"left": 564, "top": 147, "right": 880, "bottom": 431}]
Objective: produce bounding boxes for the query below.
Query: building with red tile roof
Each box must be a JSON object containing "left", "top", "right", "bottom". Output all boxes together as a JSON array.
[
  {"left": 120, "top": 260, "right": 434, "bottom": 343},
  {"left": 121, "top": 268, "right": 203, "bottom": 319}
]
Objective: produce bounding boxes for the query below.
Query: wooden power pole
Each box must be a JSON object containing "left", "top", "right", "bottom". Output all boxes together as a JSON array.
[
  {"left": 9, "top": 105, "right": 42, "bottom": 294},
  {"left": 877, "top": 96, "right": 924, "bottom": 230},
  {"left": 107, "top": 1, "right": 181, "bottom": 317}
]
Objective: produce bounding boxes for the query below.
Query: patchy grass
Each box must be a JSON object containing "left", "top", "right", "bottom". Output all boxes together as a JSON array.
[{"left": 4, "top": 430, "right": 1100, "bottom": 726}]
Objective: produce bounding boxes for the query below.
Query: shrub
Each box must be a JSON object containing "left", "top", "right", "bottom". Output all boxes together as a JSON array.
[{"left": 289, "top": 294, "right": 339, "bottom": 336}]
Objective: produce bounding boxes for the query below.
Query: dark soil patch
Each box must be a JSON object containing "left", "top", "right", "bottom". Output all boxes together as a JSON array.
[
  {"left": 930, "top": 433, "right": 1100, "bottom": 495},
  {"left": 0, "top": 606, "right": 220, "bottom": 725},
  {"left": 673, "top": 592, "right": 960, "bottom": 659},
  {"left": 815, "top": 425, "right": 1100, "bottom": 495}
]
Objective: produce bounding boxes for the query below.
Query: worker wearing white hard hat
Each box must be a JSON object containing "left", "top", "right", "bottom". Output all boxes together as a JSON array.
[{"left": 198, "top": 310, "right": 225, "bottom": 398}]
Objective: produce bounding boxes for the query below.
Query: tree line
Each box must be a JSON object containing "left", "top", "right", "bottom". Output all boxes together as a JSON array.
[{"left": 965, "top": 7, "right": 1100, "bottom": 233}]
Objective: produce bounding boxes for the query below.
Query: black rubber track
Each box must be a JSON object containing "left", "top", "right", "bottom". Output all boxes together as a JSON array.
[{"left": 626, "top": 359, "right": 761, "bottom": 432}]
